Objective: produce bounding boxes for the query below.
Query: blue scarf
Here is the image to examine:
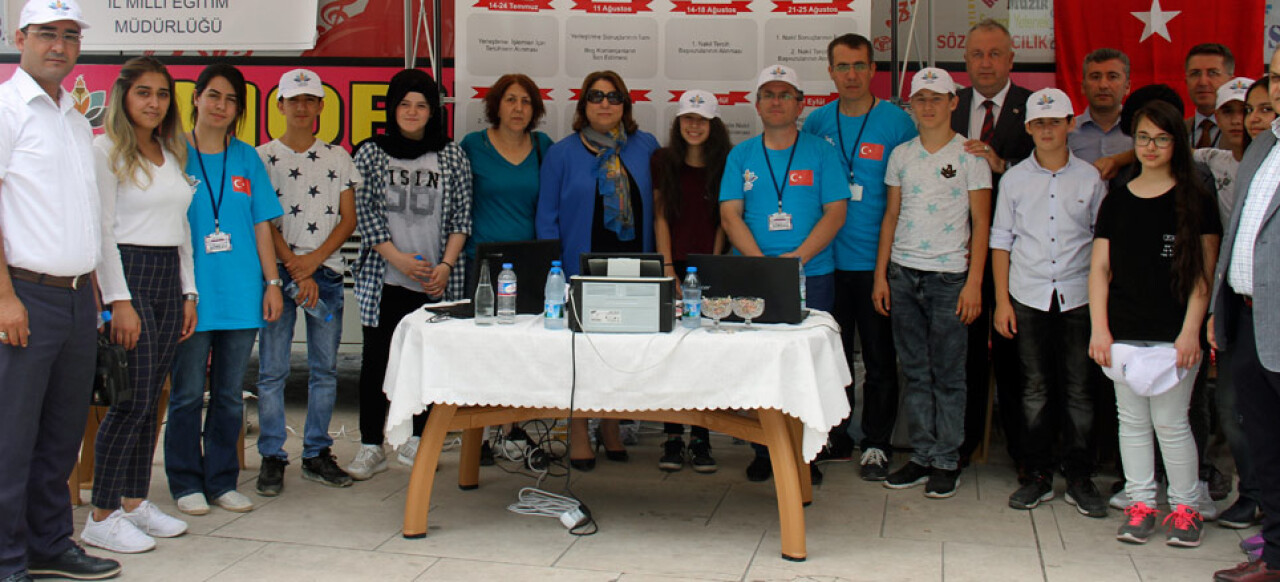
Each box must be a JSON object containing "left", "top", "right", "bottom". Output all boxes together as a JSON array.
[{"left": 581, "top": 127, "right": 634, "bottom": 241}]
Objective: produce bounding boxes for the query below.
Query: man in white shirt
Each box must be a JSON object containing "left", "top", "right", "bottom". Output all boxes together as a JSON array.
[{"left": 0, "top": 1, "right": 121, "bottom": 580}]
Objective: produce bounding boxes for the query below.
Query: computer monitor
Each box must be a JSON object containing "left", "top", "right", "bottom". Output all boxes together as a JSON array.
[
  {"left": 474, "top": 239, "right": 562, "bottom": 314},
  {"left": 685, "top": 254, "right": 807, "bottom": 324},
  {"left": 578, "top": 253, "right": 665, "bottom": 277}
]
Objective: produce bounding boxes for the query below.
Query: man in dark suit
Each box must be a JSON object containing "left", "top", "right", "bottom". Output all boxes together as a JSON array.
[
  {"left": 949, "top": 18, "right": 1035, "bottom": 478},
  {"left": 1184, "top": 43, "right": 1234, "bottom": 149},
  {"left": 1209, "top": 47, "right": 1280, "bottom": 582}
]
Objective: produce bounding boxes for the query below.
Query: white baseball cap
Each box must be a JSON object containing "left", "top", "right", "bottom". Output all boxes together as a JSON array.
[
  {"left": 676, "top": 89, "right": 719, "bottom": 119},
  {"left": 1100, "top": 344, "right": 1189, "bottom": 397},
  {"left": 20, "top": 0, "right": 90, "bottom": 30},
  {"left": 756, "top": 64, "right": 802, "bottom": 93},
  {"left": 909, "top": 67, "right": 955, "bottom": 98},
  {"left": 279, "top": 69, "right": 325, "bottom": 100},
  {"left": 1025, "top": 88, "right": 1074, "bottom": 122},
  {"left": 1216, "top": 77, "right": 1255, "bottom": 110}
]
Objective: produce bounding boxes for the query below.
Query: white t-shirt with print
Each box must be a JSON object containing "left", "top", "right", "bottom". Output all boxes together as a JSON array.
[{"left": 258, "top": 138, "right": 361, "bottom": 274}]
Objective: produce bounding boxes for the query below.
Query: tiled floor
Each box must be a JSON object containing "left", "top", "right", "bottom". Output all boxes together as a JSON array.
[{"left": 69, "top": 351, "right": 1257, "bottom": 581}]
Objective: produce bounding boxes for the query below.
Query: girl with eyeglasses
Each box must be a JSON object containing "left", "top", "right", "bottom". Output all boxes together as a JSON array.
[
  {"left": 1089, "top": 100, "right": 1221, "bottom": 547},
  {"left": 536, "top": 70, "right": 660, "bottom": 470}
]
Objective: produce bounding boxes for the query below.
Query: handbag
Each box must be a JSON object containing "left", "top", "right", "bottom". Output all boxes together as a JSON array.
[{"left": 92, "top": 333, "right": 131, "bottom": 407}]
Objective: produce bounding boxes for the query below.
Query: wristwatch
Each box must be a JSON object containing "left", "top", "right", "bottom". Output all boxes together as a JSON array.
[
  {"left": 183, "top": 293, "right": 199, "bottom": 304},
  {"left": 266, "top": 278, "right": 284, "bottom": 288}
]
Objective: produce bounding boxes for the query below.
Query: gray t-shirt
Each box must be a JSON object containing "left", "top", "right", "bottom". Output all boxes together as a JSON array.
[
  {"left": 1193, "top": 147, "right": 1239, "bottom": 228},
  {"left": 384, "top": 152, "right": 443, "bottom": 291}
]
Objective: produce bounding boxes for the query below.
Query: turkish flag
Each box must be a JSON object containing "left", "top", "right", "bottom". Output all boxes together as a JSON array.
[
  {"left": 788, "top": 170, "right": 813, "bottom": 186},
  {"left": 232, "top": 176, "right": 251, "bottom": 196},
  {"left": 1054, "top": 0, "right": 1264, "bottom": 115},
  {"left": 858, "top": 143, "right": 885, "bottom": 161}
]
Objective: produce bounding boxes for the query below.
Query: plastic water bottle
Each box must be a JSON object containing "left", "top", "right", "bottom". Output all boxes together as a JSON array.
[
  {"left": 798, "top": 259, "right": 807, "bottom": 310},
  {"left": 97, "top": 310, "right": 111, "bottom": 331},
  {"left": 474, "top": 258, "right": 495, "bottom": 325},
  {"left": 543, "top": 260, "right": 566, "bottom": 330},
  {"left": 682, "top": 267, "right": 701, "bottom": 329},
  {"left": 284, "top": 281, "right": 334, "bottom": 322},
  {"left": 497, "top": 263, "right": 517, "bottom": 324}
]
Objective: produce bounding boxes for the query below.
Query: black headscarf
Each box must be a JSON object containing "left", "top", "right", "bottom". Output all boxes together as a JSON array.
[{"left": 362, "top": 68, "right": 449, "bottom": 160}]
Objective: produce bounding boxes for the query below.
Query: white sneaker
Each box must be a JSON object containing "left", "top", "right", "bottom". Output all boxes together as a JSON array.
[
  {"left": 347, "top": 444, "right": 389, "bottom": 480},
  {"left": 81, "top": 510, "right": 156, "bottom": 554},
  {"left": 1109, "top": 488, "right": 1130, "bottom": 511},
  {"left": 1196, "top": 480, "right": 1221, "bottom": 521},
  {"left": 123, "top": 500, "right": 188, "bottom": 538},
  {"left": 397, "top": 436, "right": 420, "bottom": 467},
  {"left": 175, "top": 493, "right": 209, "bottom": 516},
  {"left": 212, "top": 490, "right": 254, "bottom": 513}
]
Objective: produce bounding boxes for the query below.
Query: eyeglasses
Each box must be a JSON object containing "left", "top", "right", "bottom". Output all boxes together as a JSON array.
[
  {"left": 1135, "top": 133, "right": 1174, "bottom": 148},
  {"left": 831, "top": 62, "right": 870, "bottom": 74},
  {"left": 759, "top": 90, "right": 802, "bottom": 102},
  {"left": 28, "top": 28, "right": 82, "bottom": 45},
  {"left": 584, "top": 90, "right": 627, "bottom": 105},
  {"left": 1185, "top": 69, "right": 1225, "bottom": 82}
]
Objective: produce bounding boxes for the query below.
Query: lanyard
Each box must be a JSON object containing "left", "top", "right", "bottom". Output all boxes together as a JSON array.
[
  {"left": 761, "top": 134, "right": 799, "bottom": 212},
  {"left": 192, "top": 132, "right": 229, "bottom": 232},
  {"left": 836, "top": 97, "right": 875, "bottom": 179}
]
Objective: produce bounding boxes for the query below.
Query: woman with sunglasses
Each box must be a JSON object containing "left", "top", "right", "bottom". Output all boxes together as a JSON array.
[
  {"left": 536, "top": 70, "right": 659, "bottom": 470},
  {"left": 167, "top": 63, "right": 284, "bottom": 516},
  {"left": 83, "top": 56, "right": 195, "bottom": 553},
  {"left": 1089, "top": 101, "right": 1221, "bottom": 547}
]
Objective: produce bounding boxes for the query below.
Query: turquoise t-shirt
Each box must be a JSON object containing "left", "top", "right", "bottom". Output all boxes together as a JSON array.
[
  {"left": 185, "top": 138, "right": 283, "bottom": 331},
  {"left": 460, "top": 129, "right": 553, "bottom": 259},
  {"left": 719, "top": 132, "right": 847, "bottom": 276},
  {"left": 802, "top": 99, "right": 917, "bottom": 271}
]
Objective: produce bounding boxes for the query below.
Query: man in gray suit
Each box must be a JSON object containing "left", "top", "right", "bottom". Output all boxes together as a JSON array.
[{"left": 1210, "top": 49, "right": 1280, "bottom": 582}]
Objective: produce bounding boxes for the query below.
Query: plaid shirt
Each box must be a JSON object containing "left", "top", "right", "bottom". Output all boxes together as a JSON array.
[{"left": 352, "top": 141, "right": 473, "bottom": 327}]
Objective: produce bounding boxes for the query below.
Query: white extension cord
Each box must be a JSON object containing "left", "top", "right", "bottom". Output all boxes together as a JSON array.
[{"left": 506, "top": 487, "right": 589, "bottom": 529}]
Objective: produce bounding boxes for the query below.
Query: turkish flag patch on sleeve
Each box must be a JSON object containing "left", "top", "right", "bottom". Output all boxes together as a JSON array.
[
  {"left": 787, "top": 170, "right": 813, "bottom": 186},
  {"left": 858, "top": 143, "right": 885, "bottom": 161},
  {"left": 232, "top": 176, "right": 251, "bottom": 195}
]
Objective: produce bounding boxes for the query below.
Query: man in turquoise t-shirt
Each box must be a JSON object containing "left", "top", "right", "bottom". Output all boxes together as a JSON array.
[
  {"left": 720, "top": 63, "right": 847, "bottom": 483},
  {"left": 801, "top": 33, "right": 917, "bottom": 481}
]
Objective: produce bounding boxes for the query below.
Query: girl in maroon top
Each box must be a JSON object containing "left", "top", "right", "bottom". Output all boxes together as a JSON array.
[{"left": 650, "top": 90, "right": 731, "bottom": 473}]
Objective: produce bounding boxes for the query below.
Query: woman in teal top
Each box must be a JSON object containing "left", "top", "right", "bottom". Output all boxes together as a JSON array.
[{"left": 458, "top": 74, "right": 552, "bottom": 464}]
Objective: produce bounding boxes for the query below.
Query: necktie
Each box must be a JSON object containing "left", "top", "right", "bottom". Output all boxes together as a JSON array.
[
  {"left": 980, "top": 100, "right": 996, "bottom": 144},
  {"left": 1195, "top": 119, "right": 1215, "bottom": 148}
]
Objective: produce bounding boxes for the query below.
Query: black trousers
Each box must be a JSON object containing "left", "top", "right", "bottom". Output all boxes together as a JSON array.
[
  {"left": 0, "top": 279, "right": 96, "bottom": 578},
  {"left": 830, "top": 270, "right": 899, "bottom": 453},
  {"left": 1012, "top": 299, "right": 1094, "bottom": 479},
  {"left": 961, "top": 267, "right": 1025, "bottom": 469},
  {"left": 1229, "top": 301, "right": 1280, "bottom": 565},
  {"left": 358, "top": 285, "right": 433, "bottom": 446}
]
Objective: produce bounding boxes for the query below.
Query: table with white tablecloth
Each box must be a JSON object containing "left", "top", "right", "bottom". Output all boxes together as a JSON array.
[{"left": 383, "top": 310, "right": 851, "bottom": 561}]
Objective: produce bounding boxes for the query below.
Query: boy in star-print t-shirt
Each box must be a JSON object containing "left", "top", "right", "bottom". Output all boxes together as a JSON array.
[
  {"left": 873, "top": 68, "right": 991, "bottom": 498},
  {"left": 254, "top": 69, "right": 363, "bottom": 493}
]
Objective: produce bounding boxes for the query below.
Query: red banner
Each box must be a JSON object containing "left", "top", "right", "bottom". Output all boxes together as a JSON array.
[
  {"left": 472, "top": 0, "right": 554, "bottom": 11},
  {"left": 770, "top": 0, "right": 851, "bottom": 15},
  {"left": 666, "top": 90, "right": 750, "bottom": 105},
  {"left": 570, "top": 89, "right": 651, "bottom": 102},
  {"left": 472, "top": 86, "right": 555, "bottom": 100},
  {"left": 570, "top": 0, "right": 653, "bottom": 13},
  {"left": 803, "top": 93, "right": 840, "bottom": 108},
  {"left": 669, "top": 0, "right": 751, "bottom": 15},
  {"left": 1054, "top": 0, "right": 1264, "bottom": 115}
]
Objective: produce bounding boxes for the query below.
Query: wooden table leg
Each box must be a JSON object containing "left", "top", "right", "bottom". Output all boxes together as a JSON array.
[
  {"left": 786, "top": 415, "right": 812, "bottom": 505},
  {"left": 403, "top": 403, "right": 457, "bottom": 538},
  {"left": 760, "top": 408, "right": 807, "bottom": 562},
  {"left": 458, "top": 427, "right": 483, "bottom": 490}
]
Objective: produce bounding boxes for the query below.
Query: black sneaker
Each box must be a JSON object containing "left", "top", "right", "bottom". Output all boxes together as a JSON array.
[
  {"left": 925, "top": 468, "right": 961, "bottom": 499},
  {"left": 688, "top": 438, "right": 717, "bottom": 473},
  {"left": 479, "top": 441, "right": 496, "bottom": 466},
  {"left": 27, "top": 544, "right": 120, "bottom": 580},
  {"left": 302, "top": 448, "right": 354, "bottom": 488},
  {"left": 1, "top": 570, "right": 32, "bottom": 582},
  {"left": 658, "top": 438, "right": 685, "bottom": 472},
  {"left": 1165, "top": 504, "right": 1204, "bottom": 547},
  {"left": 810, "top": 463, "right": 824, "bottom": 485},
  {"left": 1116, "top": 502, "right": 1159, "bottom": 544},
  {"left": 256, "top": 456, "right": 288, "bottom": 497},
  {"left": 1218, "top": 496, "right": 1262, "bottom": 529},
  {"left": 814, "top": 443, "right": 854, "bottom": 464},
  {"left": 1064, "top": 478, "right": 1108, "bottom": 517},
  {"left": 884, "top": 461, "right": 931, "bottom": 490},
  {"left": 1205, "top": 465, "right": 1232, "bottom": 501},
  {"left": 746, "top": 456, "right": 772, "bottom": 482},
  {"left": 859, "top": 447, "right": 890, "bottom": 481},
  {"left": 1009, "top": 473, "right": 1054, "bottom": 510}
]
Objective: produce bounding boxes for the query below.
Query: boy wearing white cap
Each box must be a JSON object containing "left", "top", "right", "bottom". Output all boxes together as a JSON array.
[
  {"left": 992, "top": 88, "right": 1108, "bottom": 516},
  {"left": 873, "top": 68, "right": 991, "bottom": 498},
  {"left": 253, "top": 69, "right": 361, "bottom": 496},
  {"left": 1194, "top": 76, "right": 1255, "bottom": 227}
]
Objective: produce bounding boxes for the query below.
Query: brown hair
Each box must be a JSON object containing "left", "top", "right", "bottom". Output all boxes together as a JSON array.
[
  {"left": 484, "top": 74, "right": 546, "bottom": 132},
  {"left": 571, "top": 70, "right": 638, "bottom": 134},
  {"left": 104, "top": 56, "right": 187, "bottom": 187}
]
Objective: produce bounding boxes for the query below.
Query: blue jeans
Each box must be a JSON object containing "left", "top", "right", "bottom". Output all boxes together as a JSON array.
[
  {"left": 256, "top": 266, "right": 345, "bottom": 460},
  {"left": 888, "top": 263, "right": 969, "bottom": 470},
  {"left": 166, "top": 328, "right": 258, "bottom": 500}
]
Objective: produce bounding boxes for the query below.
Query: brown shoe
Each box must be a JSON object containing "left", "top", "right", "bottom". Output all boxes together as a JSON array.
[{"left": 1215, "top": 560, "right": 1280, "bottom": 582}]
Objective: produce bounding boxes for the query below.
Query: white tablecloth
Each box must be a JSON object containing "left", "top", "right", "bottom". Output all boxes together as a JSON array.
[{"left": 383, "top": 311, "right": 852, "bottom": 461}]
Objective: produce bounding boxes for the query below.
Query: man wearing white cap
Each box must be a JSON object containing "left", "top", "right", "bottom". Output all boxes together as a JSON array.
[
  {"left": 720, "top": 64, "right": 846, "bottom": 482},
  {"left": 253, "top": 69, "right": 361, "bottom": 497},
  {"left": 1195, "top": 77, "right": 1255, "bottom": 227},
  {"left": 874, "top": 67, "right": 991, "bottom": 498},
  {"left": 991, "top": 88, "right": 1108, "bottom": 517},
  {"left": 0, "top": 0, "right": 121, "bottom": 580}
]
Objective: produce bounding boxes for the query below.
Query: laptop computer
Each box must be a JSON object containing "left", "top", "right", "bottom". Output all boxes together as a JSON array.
[
  {"left": 473, "top": 239, "right": 562, "bottom": 314},
  {"left": 685, "top": 254, "right": 808, "bottom": 324}
]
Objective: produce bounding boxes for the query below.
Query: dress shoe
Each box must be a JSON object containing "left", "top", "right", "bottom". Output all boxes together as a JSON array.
[
  {"left": 27, "top": 544, "right": 120, "bottom": 580},
  {"left": 1, "top": 571, "right": 33, "bottom": 582},
  {"left": 569, "top": 457, "right": 596, "bottom": 471},
  {"left": 603, "top": 449, "right": 628, "bottom": 462},
  {"left": 1214, "top": 560, "right": 1280, "bottom": 582}
]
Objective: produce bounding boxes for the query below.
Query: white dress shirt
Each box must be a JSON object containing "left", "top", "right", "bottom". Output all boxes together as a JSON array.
[
  {"left": 990, "top": 152, "right": 1106, "bottom": 311},
  {"left": 0, "top": 68, "right": 100, "bottom": 276},
  {"left": 968, "top": 81, "right": 1011, "bottom": 141},
  {"left": 1228, "top": 119, "right": 1280, "bottom": 296}
]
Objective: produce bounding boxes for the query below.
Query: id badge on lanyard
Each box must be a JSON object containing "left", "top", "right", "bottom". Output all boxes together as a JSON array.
[{"left": 205, "top": 229, "right": 231, "bottom": 254}]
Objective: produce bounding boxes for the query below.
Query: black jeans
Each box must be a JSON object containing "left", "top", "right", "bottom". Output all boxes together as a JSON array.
[
  {"left": 358, "top": 285, "right": 433, "bottom": 446},
  {"left": 961, "top": 266, "right": 1025, "bottom": 468},
  {"left": 1216, "top": 352, "right": 1258, "bottom": 501},
  {"left": 831, "top": 270, "right": 899, "bottom": 453},
  {"left": 1229, "top": 301, "right": 1280, "bottom": 565},
  {"left": 1013, "top": 299, "right": 1094, "bottom": 479}
]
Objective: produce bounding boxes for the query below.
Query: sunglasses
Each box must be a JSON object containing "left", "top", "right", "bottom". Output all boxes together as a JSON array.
[{"left": 584, "top": 89, "right": 627, "bottom": 105}]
